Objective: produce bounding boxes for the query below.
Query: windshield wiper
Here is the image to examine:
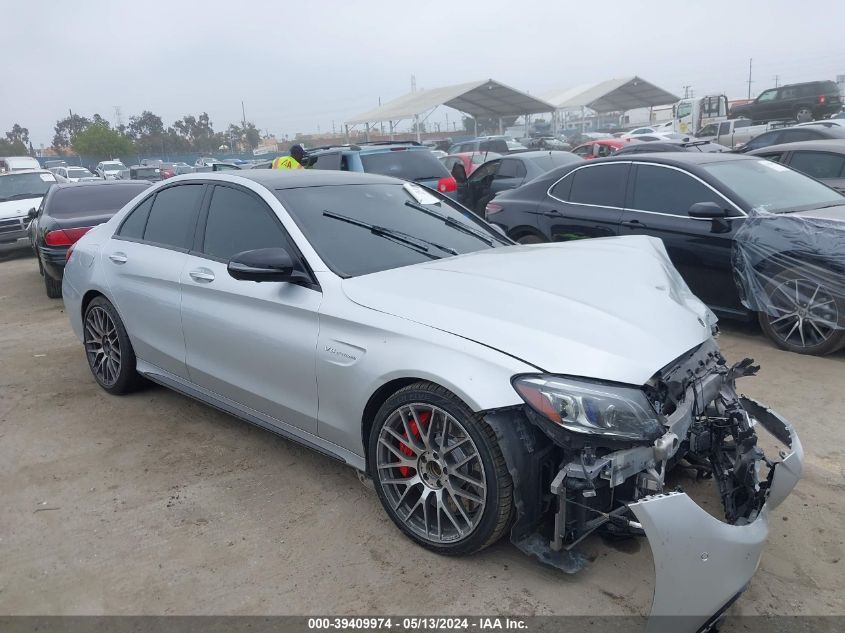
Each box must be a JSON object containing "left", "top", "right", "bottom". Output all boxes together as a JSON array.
[
  {"left": 403, "top": 200, "right": 506, "bottom": 246},
  {"left": 0, "top": 193, "right": 43, "bottom": 202},
  {"left": 323, "top": 211, "right": 454, "bottom": 258}
]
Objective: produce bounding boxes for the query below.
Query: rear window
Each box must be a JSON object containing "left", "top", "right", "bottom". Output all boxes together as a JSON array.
[
  {"left": 360, "top": 149, "right": 449, "bottom": 181},
  {"left": 133, "top": 167, "right": 159, "bottom": 179},
  {"left": 47, "top": 184, "right": 150, "bottom": 218}
]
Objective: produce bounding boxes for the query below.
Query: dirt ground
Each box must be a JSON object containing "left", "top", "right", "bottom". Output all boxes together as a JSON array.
[{"left": 1, "top": 249, "right": 843, "bottom": 623}]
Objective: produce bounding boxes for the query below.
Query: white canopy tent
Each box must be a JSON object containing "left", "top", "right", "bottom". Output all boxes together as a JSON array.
[
  {"left": 544, "top": 76, "right": 680, "bottom": 132},
  {"left": 345, "top": 79, "right": 557, "bottom": 141}
]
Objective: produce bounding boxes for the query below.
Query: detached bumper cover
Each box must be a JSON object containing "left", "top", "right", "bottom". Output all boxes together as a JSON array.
[{"left": 631, "top": 397, "right": 803, "bottom": 633}]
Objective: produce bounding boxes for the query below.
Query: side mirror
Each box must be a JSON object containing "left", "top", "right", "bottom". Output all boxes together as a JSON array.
[
  {"left": 228, "top": 247, "right": 301, "bottom": 283},
  {"left": 688, "top": 202, "right": 727, "bottom": 219},
  {"left": 27, "top": 208, "right": 38, "bottom": 220}
]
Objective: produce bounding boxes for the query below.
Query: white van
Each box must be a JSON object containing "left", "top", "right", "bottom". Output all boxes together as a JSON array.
[{"left": 0, "top": 156, "right": 42, "bottom": 172}]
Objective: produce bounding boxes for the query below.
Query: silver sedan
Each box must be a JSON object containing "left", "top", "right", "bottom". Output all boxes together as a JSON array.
[{"left": 62, "top": 170, "right": 802, "bottom": 632}]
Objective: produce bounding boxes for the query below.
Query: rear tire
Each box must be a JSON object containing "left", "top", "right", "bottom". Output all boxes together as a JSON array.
[
  {"left": 369, "top": 382, "right": 513, "bottom": 556},
  {"left": 44, "top": 272, "right": 62, "bottom": 298},
  {"left": 757, "top": 267, "right": 845, "bottom": 355},
  {"left": 83, "top": 297, "right": 144, "bottom": 394}
]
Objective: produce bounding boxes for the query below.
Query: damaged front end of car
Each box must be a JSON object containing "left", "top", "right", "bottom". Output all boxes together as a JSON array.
[{"left": 484, "top": 338, "right": 803, "bottom": 633}]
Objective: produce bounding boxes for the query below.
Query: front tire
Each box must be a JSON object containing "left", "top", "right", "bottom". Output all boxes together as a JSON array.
[
  {"left": 83, "top": 297, "right": 143, "bottom": 394},
  {"left": 369, "top": 382, "right": 513, "bottom": 556},
  {"left": 757, "top": 267, "right": 845, "bottom": 355}
]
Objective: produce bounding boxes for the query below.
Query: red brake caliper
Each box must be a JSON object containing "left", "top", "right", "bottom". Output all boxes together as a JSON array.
[{"left": 398, "top": 411, "right": 430, "bottom": 477}]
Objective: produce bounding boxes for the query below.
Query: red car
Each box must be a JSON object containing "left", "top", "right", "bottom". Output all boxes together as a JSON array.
[
  {"left": 572, "top": 138, "right": 629, "bottom": 160},
  {"left": 440, "top": 151, "right": 503, "bottom": 181}
]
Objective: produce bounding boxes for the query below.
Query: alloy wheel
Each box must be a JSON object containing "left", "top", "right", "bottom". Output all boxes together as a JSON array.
[
  {"left": 84, "top": 306, "right": 122, "bottom": 386},
  {"left": 765, "top": 277, "right": 839, "bottom": 349},
  {"left": 375, "top": 403, "right": 487, "bottom": 544}
]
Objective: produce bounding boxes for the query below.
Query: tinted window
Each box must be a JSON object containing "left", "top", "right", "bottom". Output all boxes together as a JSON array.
[
  {"left": 778, "top": 129, "right": 823, "bottom": 143},
  {"left": 202, "top": 186, "right": 288, "bottom": 260},
  {"left": 48, "top": 183, "right": 149, "bottom": 218},
  {"left": 479, "top": 140, "right": 509, "bottom": 153},
  {"left": 275, "top": 183, "right": 505, "bottom": 277},
  {"left": 360, "top": 150, "right": 449, "bottom": 180},
  {"left": 631, "top": 166, "right": 725, "bottom": 214},
  {"left": 568, "top": 164, "right": 628, "bottom": 207},
  {"left": 573, "top": 144, "right": 593, "bottom": 157},
  {"left": 701, "top": 159, "right": 843, "bottom": 213},
  {"left": 142, "top": 184, "right": 203, "bottom": 248},
  {"left": 117, "top": 195, "right": 154, "bottom": 239},
  {"left": 311, "top": 153, "right": 342, "bottom": 170},
  {"left": 497, "top": 159, "right": 526, "bottom": 179},
  {"left": 742, "top": 131, "right": 781, "bottom": 151},
  {"left": 788, "top": 151, "right": 845, "bottom": 180}
]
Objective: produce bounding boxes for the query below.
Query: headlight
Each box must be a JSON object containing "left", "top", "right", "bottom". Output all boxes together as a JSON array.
[{"left": 512, "top": 375, "right": 663, "bottom": 442}]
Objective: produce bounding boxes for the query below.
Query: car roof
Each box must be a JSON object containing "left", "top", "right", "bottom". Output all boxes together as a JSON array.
[
  {"left": 52, "top": 180, "right": 150, "bottom": 190},
  {"left": 0, "top": 168, "right": 52, "bottom": 177},
  {"left": 747, "top": 138, "right": 845, "bottom": 154},
  {"left": 205, "top": 169, "right": 400, "bottom": 189},
  {"left": 499, "top": 150, "right": 574, "bottom": 160},
  {"left": 596, "top": 152, "right": 754, "bottom": 166}
]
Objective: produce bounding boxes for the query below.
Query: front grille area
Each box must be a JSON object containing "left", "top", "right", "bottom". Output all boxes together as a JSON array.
[{"left": 0, "top": 217, "right": 26, "bottom": 235}]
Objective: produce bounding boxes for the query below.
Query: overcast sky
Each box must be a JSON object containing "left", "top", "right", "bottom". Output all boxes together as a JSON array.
[{"left": 5, "top": 0, "right": 845, "bottom": 146}]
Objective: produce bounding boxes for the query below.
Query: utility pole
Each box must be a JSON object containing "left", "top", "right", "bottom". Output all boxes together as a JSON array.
[
  {"left": 411, "top": 75, "right": 417, "bottom": 93},
  {"left": 241, "top": 101, "right": 247, "bottom": 129},
  {"left": 747, "top": 58, "right": 753, "bottom": 99},
  {"left": 113, "top": 106, "right": 123, "bottom": 127},
  {"left": 683, "top": 85, "right": 692, "bottom": 99},
  {"left": 773, "top": 75, "right": 780, "bottom": 88}
]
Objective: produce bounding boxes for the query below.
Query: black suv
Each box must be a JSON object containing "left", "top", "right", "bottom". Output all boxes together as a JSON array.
[{"left": 729, "top": 80, "right": 842, "bottom": 123}]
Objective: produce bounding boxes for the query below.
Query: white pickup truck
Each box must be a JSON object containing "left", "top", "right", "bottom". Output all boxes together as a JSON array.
[{"left": 696, "top": 118, "right": 775, "bottom": 149}]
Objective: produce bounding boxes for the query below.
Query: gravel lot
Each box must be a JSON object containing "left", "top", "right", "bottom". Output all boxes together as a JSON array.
[{"left": 1, "top": 249, "right": 843, "bottom": 622}]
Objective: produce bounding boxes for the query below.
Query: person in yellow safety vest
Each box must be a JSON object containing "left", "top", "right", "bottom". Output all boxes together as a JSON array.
[{"left": 273, "top": 145, "right": 306, "bottom": 169}]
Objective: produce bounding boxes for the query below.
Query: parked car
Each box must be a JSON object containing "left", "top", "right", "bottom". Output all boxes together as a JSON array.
[
  {"left": 458, "top": 150, "right": 582, "bottom": 213},
  {"left": 44, "top": 160, "right": 68, "bottom": 169},
  {"left": 486, "top": 153, "right": 845, "bottom": 354},
  {"left": 0, "top": 169, "right": 57, "bottom": 250},
  {"left": 524, "top": 136, "right": 571, "bottom": 151},
  {"left": 729, "top": 80, "right": 842, "bottom": 123},
  {"left": 117, "top": 165, "right": 162, "bottom": 181},
  {"left": 620, "top": 126, "right": 661, "bottom": 139},
  {"left": 734, "top": 123, "right": 845, "bottom": 153},
  {"left": 0, "top": 156, "right": 42, "bottom": 172},
  {"left": 194, "top": 157, "right": 222, "bottom": 172},
  {"left": 140, "top": 159, "right": 163, "bottom": 167},
  {"left": 440, "top": 152, "right": 503, "bottom": 181},
  {"left": 696, "top": 118, "right": 771, "bottom": 148},
  {"left": 62, "top": 169, "right": 801, "bottom": 632},
  {"left": 615, "top": 139, "right": 726, "bottom": 155},
  {"left": 571, "top": 138, "right": 629, "bottom": 159},
  {"left": 448, "top": 136, "right": 527, "bottom": 155},
  {"left": 748, "top": 139, "right": 845, "bottom": 193},
  {"left": 28, "top": 180, "right": 151, "bottom": 297},
  {"left": 50, "top": 166, "right": 99, "bottom": 182},
  {"left": 95, "top": 160, "right": 128, "bottom": 179},
  {"left": 303, "top": 141, "right": 458, "bottom": 197}
]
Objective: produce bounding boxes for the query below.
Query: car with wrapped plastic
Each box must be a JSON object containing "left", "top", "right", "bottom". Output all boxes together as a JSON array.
[
  {"left": 61, "top": 170, "right": 802, "bottom": 632},
  {"left": 487, "top": 153, "right": 845, "bottom": 355}
]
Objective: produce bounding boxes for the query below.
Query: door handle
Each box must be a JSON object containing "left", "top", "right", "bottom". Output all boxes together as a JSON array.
[
  {"left": 621, "top": 219, "right": 646, "bottom": 229},
  {"left": 189, "top": 268, "right": 215, "bottom": 283},
  {"left": 544, "top": 209, "right": 562, "bottom": 217},
  {"left": 108, "top": 252, "right": 128, "bottom": 264}
]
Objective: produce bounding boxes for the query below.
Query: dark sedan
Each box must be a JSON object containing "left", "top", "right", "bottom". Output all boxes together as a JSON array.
[
  {"left": 29, "top": 180, "right": 151, "bottom": 297},
  {"left": 487, "top": 153, "right": 845, "bottom": 355},
  {"left": 458, "top": 150, "right": 582, "bottom": 213},
  {"left": 748, "top": 139, "right": 845, "bottom": 193}
]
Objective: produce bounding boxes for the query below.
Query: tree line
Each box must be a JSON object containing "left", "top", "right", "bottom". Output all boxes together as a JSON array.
[{"left": 2, "top": 111, "right": 263, "bottom": 159}]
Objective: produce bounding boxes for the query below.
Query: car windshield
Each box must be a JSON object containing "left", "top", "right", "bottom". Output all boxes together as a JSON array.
[
  {"left": 0, "top": 172, "right": 56, "bottom": 202},
  {"left": 275, "top": 183, "right": 505, "bottom": 277},
  {"left": 67, "top": 168, "right": 93, "bottom": 178},
  {"left": 103, "top": 163, "right": 126, "bottom": 171},
  {"left": 702, "top": 159, "right": 845, "bottom": 213},
  {"left": 360, "top": 150, "right": 449, "bottom": 181},
  {"left": 48, "top": 183, "right": 149, "bottom": 218}
]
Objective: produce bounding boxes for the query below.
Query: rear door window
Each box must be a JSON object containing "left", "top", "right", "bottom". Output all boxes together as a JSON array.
[
  {"left": 496, "top": 159, "right": 526, "bottom": 179},
  {"left": 117, "top": 195, "right": 154, "bottom": 239},
  {"left": 360, "top": 149, "right": 448, "bottom": 180},
  {"left": 310, "top": 152, "right": 342, "bottom": 170},
  {"left": 142, "top": 184, "right": 204, "bottom": 249},
  {"left": 567, "top": 164, "right": 629, "bottom": 207},
  {"left": 788, "top": 151, "right": 845, "bottom": 179}
]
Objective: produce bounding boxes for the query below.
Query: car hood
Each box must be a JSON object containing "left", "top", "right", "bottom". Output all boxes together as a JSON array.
[
  {"left": 0, "top": 196, "right": 43, "bottom": 220},
  {"left": 342, "top": 236, "right": 716, "bottom": 385}
]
